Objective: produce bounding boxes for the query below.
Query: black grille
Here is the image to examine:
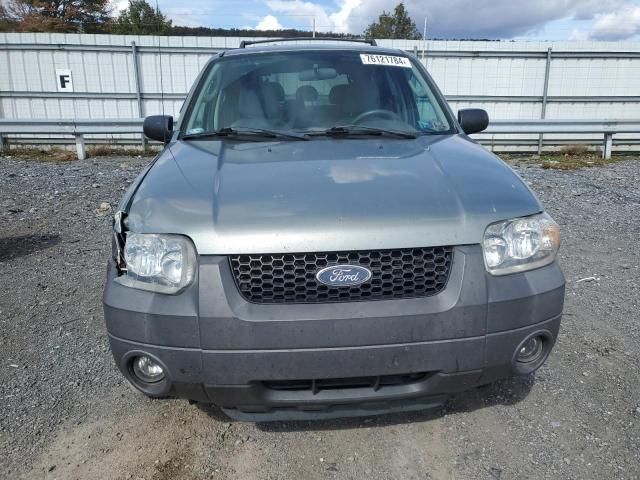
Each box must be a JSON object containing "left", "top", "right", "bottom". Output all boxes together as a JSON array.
[
  {"left": 229, "top": 246, "right": 454, "bottom": 304},
  {"left": 264, "top": 372, "right": 432, "bottom": 394}
]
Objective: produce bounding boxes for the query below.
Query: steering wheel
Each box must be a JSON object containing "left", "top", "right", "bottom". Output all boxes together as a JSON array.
[{"left": 351, "top": 109, "right": 403, "bottom": 125}]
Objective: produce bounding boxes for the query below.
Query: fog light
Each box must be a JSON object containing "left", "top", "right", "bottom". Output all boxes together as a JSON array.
[
  {"left": 132, "top": 355, "right": 165, "bottom": 383},
  {"left": 517, "top": 336, "right": 544, "bottom": 364}
]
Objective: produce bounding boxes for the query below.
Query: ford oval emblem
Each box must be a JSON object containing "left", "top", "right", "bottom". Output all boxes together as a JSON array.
[{"left": 316, "top": 264, "right": 372, "bottom": 287}]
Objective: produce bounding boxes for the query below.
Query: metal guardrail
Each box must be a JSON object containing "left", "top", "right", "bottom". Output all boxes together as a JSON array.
[
  {"left": 3, "top": 42, "right": 640, "bottom": 59},
  {"left": 0, "top": 119, "right": 144, "bottom": 159},
  {"left": 485, "top": 119, "right": 640, "bottom": 158},
  {"left": 3, "top": 91, "right": 640, "bottom": 104},
  {"left": 0, "top": 118, "right": 639, "bottom": 160}
]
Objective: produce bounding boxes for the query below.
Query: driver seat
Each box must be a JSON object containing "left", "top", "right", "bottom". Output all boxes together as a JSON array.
[{"left": 338, "top": 83, "right": 381, "bottom": 124}]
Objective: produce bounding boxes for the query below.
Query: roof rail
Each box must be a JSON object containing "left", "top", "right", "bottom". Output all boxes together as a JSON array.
[{"left": 239, "top": 37, "right": 377, "bottom": 48}]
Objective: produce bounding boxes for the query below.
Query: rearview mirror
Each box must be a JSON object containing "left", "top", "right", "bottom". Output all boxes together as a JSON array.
[
  {"left": 299, "top": 67, "right": 337, "bottom": 81},
  {"left": 143, "top": 115, "right": 173, "bottom": 143},
  {"left": 458, "top": 109, "right": 489, "bottom": 135}
]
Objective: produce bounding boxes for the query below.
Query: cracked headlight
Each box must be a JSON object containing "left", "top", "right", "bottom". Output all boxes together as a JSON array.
[
  {"left": 483, "top": 212, "right": 560, "bottom": 276},
  {"left": 115, "top": 233, "right": 197, "bottom": 294}
]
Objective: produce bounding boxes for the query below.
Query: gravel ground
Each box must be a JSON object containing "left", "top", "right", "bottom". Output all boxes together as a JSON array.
[{"left": 1, "top": 154, "right": 639, "bottom": 480}]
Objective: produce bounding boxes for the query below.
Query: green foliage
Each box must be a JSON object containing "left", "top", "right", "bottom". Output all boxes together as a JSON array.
[
  {"left": 170, "top": 26, "right": 354, "bottom": 38},
  {"left": 363, "top": 2, "right": 422, "bottom": 40},
  {"left": 0, "top": 0, "right": 351, "bottom": 37},
  {"left": 1, "top": 0, "right": 112, "bottom": 32},
  {"left": 0, "top": 3, "right": 16, "bottom": 31},
  {"left": 113, "top": 0, "right": 172, "bottom": 35}
]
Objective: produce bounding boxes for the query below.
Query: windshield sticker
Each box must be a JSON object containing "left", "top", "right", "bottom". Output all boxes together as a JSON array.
[{"left": 360, "top": 54, "right": 412, "bottom": 68}]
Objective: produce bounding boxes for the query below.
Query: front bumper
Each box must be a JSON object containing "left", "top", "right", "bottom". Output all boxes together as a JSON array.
[{"left": 103, "top": 245, "right": 565, "bottom": 420}]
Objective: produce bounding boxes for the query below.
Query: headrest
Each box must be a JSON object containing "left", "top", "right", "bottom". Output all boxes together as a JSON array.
[
  {"left": 342, "top": 83, "right": 380, "bottom": 114},
  {"left": 262, "top": 82, "right": 285, "bottom": 102},
  {"left": 238, "top": 89, "right": 265, "bottom": 119},
  {"left": 296, "top": 85, "right": 319, "bottom": 102},
  {"left": 329, "top": 84, "right": 349, "bottom": 105}
]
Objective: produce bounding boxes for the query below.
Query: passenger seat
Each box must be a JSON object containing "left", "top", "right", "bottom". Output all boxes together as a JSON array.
[
  {"left": 260, "top": 82, "right": 286, "bottom": 127},
  {"left": 328, "top": 84, "right": 350, "bottom": 122},
  {"left": 292, "top": 86, "right": 319, "bottom": 128}
]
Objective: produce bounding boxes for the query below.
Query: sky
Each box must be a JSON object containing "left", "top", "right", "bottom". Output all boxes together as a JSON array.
[{"left": 113, "top": 0, "right": 640, "bottom": 41}]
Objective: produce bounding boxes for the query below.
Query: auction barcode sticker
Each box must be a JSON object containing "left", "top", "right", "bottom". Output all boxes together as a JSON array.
[{"left": 360, "top": 54, "right": 412, "bottom": 68}]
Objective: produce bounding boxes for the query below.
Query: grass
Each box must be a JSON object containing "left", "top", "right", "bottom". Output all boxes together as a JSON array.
[
  {"left": 502, "top": 145, "right": 635, "bottom": 171},
  {"left": 0, "top": 147, "right": 76, "bottom": 162},
  {"left": 2, "top": 144, "right": 635, "bottom": 170},
  {"left": 1, "top": 145, "right": 159, "bottom": 162},
  {"left": 86, "top": 145, "right": 159, "bottom": 158},
  {"left": 540, "top": 154, "right": 628, "bottom": 170}
]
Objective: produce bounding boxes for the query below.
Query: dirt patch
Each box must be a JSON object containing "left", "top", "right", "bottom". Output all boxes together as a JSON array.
[
  {"left": 0, "top": 233, "right": 61, "bottom": 261},
  {"left": 25, "top": 395, "right": 203, "bottom": 480},
  {"left": 501, "top": 149, "right": 636, "bottom": 171},
  {"left": 86, "top": 145, "right": 160, "bottom": 159},
  {"left": 1, "top": 154, "right": 639, "bottom": 479}
]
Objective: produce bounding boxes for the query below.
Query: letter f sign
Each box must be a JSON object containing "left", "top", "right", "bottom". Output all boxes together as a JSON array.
[{"left": 56, "top": 69, "right": 73, "bottom": 92}]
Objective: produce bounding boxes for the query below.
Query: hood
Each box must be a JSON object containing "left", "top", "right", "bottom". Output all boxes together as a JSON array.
[{"left": 126, "top": 135, "right": 541, "bottom": 254}]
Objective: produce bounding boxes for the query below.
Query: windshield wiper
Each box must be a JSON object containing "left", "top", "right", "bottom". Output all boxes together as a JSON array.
[
  {"left": 310, "top": 125, "right": 418, "bottom": 139},
  {"left": 182, "top": 127, "right": 309, "bottom": 141}
]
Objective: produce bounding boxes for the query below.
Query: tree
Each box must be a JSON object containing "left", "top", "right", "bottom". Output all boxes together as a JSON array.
[
  {"left": 2, "top": 0, "right": 112, "bottom": 33},
  {"left": 169, "top": 25, "right": 353, "bottom": 38},
  {"left": 113, "top": 0, "right": 172, "bottom": 35},
  {"left": 0, "top": 3, "right": 17, "bottom": 31},
  {"left": 363, "top": 2, "right": 422, "bottom": 40}
]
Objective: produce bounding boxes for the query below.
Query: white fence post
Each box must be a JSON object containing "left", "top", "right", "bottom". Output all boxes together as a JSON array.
[
  {"left": 538, "top": 47, "right": 553, "bottom": 155},
  {"left": 75, "top": 134, "right": 86, "bottom": 160},
  {"left": 131, "top": 41, "right": 147, "bottom": 150},
  {"left": 603, "top": 133, "right": 613, "bottom": 159}
]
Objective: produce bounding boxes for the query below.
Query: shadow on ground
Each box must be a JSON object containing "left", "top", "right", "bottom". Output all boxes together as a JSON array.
[
  {"left": 0, "top": 234, "right": 61, "bottom": 261},
  {"left": 196, "top": 374, "right": 535, "bottom": 432}
]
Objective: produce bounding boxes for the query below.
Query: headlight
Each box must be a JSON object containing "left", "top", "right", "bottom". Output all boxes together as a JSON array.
[
  {"left": 115, "top": 233, "right": 197, "bottom": 294},
  {"left": 483, "top": 212, "right": 560, "bottom": 275}
]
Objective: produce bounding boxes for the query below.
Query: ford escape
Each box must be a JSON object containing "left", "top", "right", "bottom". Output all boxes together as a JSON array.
[{"left": 103, "top": 39, "right": 565, "bottom": 421}]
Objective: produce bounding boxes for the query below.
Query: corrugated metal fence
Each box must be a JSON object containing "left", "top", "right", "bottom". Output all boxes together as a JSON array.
[{"left": 1, "top": 33, "right": 640, "bottom": 151}]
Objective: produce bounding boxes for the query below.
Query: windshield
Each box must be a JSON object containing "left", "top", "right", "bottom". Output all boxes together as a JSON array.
[{"left": 182, "top": 50, "right": 453, "bottom": 137}]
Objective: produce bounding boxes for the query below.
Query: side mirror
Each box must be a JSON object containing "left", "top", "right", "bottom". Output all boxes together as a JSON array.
[
  {"left": 458, "top": 109, "right": 489, "bottom": 135},
  {"left": 143, "top": 115, "right": 173, "bottom": 143}
]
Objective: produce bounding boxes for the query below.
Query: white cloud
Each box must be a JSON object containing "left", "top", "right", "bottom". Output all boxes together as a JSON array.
[
  {"left": 571, "top": 0, "right": 628, "bottom": 20},
  {"left": 256, "top": 14, "right": 284, "bottom": 30},
  {"left": 162, "top": 7, "right": 218, "bottom": 28},
  {"left": 265, "top": 0, "right": 640, "bottom": 39},
  {"left": 569, "top": 28, "right": 589, "bottom": 41},
  {"left": 266, "top": 0, "right": 332, "bottom": 31},
  {"left": 110, "top": 0, "right": 129, "bottom": 15},
  {"left": 266, "top": 0, "right": 362, "bottom": 33},
  {"left": 329, "top": 0, "right": 363, "bottom": 33},
  {"left": 589, "top": 4, "right": 640, "bottom": 40},
  {"left": 344, "top": 0, "right": 605, "bottom": 39}
]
